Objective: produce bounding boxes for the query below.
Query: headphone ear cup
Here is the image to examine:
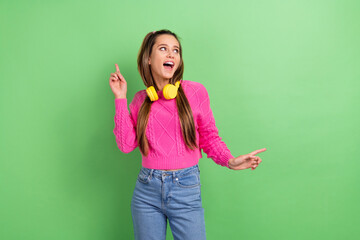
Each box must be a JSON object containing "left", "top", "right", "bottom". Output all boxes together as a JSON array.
[
  {"left": 146, "top": 86, "right": 158, "bottom": 101},
  {"left": 163, "top": 84, "right": 178, "bottom": 99}
]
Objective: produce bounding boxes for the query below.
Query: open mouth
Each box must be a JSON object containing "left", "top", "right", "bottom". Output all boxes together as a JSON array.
[{"left": 163, "top": 62, "right": 174, "bottom": 71}]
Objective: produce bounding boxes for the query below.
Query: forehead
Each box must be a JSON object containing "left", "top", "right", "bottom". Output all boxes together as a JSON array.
[{"left": 155, "top": 34, "right": 179, "bottom": 48}]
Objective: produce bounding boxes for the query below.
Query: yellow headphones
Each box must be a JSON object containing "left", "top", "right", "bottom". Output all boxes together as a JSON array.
[{"left": 146, "top": 81, "right": 181, "bottom": 101}]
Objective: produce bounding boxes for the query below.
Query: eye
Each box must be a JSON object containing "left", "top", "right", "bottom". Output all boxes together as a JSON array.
[{"left": 159, "top": 47, "right": 179, "bottom": 54}]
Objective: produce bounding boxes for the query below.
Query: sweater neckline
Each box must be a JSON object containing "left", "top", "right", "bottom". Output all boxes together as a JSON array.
[
  {"left": 156, "top": 90, "right": 164, "bottom": 99},
  {"left": 155, "top": 80, "right": 184, "bottom": 100}
]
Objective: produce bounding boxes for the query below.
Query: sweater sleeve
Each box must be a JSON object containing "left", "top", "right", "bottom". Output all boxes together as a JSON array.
[
  {"left": 197, "top": 84, "right": 234, "bottom": 168},
  {"left": 113, "top": 96, "right": 139, "bottom": 153}
]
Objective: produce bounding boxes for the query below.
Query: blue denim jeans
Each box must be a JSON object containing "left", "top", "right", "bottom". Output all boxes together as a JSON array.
[{"left": 131, "top": 164, "right": 206, "bottom": 240}]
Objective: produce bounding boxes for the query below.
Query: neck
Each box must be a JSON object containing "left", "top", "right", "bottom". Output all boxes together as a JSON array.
[{"left": 154, "top": 77, "right": 170, "bottom": 91}]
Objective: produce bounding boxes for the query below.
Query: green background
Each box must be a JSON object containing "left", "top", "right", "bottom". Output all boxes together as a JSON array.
[{"left": 1, "top": 0, "right": 359, "bottom": 239}]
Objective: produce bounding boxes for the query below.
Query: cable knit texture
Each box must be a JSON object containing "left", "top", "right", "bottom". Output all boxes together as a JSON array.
[{"left": 113, "top": 80, "right": 234, "bottom": 170}]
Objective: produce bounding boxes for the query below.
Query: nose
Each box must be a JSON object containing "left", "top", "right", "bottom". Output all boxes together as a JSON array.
[{"left": 167, "top": 51, "right": 174, "bottom": 58}]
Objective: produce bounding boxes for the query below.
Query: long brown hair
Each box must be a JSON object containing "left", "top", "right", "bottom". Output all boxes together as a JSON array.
[{"left": 136, "top": 29, "right": 198, "bottom": 156}]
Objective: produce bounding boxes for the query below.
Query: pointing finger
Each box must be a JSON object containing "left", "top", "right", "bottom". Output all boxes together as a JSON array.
[
  {"left": 250, "top": 148, "right": 267, "bottom": 156},
  {"left": 117, "top": 72, "right": 124, "bottom": 81},
  {"left": 115, "top": 63, "right": 120, "bottom": 73}
]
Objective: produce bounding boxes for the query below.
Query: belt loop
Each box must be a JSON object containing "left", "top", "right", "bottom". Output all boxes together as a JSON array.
[{"left": 149, "top": 169, "right": 154, "bottom": 179}]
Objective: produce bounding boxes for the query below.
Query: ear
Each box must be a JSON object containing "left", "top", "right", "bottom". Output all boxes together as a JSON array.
[{"left": 148, "top": 57, "right": 151, "bottom": 65}]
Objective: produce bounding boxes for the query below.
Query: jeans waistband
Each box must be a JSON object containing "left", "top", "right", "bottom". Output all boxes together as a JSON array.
[{"left": 140, "top": 164, "right": 200, "bottom": 180}]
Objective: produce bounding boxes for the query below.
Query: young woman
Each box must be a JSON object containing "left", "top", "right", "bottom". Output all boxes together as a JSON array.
[{"left": 109, "top": 29, "right": 266, "bottom": 240}]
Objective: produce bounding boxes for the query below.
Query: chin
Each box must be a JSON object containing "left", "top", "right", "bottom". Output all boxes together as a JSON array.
[{"left": 162, "top": 74, "right": 174, "bottom": 79}]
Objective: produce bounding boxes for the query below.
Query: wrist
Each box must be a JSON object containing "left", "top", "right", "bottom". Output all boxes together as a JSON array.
[
  {"left": 115, "top": 95, "right": 126, "bottom": 99},
  {"left": 228, "top": 158, "right": 234, "bottom": 169}
]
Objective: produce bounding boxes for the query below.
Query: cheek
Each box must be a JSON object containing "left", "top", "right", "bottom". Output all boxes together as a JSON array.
[
  {"left": 176, "top": 59, "right": 182, "bottom": 68},
  {"left": 150, "top": 57, "right": 160, "bottom": 67}
]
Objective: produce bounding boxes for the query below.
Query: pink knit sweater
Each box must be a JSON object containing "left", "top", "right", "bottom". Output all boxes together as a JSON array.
[{"left": 113, "top": 79, "right": 234, "bottom": 170}]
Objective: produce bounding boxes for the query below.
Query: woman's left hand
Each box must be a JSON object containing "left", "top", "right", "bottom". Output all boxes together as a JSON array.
[{"left": 228, "top": 148, "right": 267, "bottom": 170}]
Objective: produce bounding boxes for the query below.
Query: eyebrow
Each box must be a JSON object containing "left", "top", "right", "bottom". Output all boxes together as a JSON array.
[{"left": 158, "top": 43, "right": 179, "bottom": 49}]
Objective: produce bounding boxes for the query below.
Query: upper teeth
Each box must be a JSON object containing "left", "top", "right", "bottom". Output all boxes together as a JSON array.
[{"left": 165, "top": 62, "right": 174, "bottom": 65}]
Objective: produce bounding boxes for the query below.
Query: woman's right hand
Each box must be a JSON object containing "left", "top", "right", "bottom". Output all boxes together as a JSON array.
[{"left": 109, "top": 63, "right": 127, "bottom": 99}]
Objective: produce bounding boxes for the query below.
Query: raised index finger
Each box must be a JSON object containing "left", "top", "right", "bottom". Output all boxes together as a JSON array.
[
  {"left": 250, "top": 148, "right": 267, "bottom": 156},
  {"left": 115, "top": 63, "right": 120, "bottom": 73}
]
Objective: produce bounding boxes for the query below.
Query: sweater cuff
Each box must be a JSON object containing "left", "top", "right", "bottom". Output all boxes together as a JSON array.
[{"left": 114, "top": 98, "right": 127, "bottom": 111}]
